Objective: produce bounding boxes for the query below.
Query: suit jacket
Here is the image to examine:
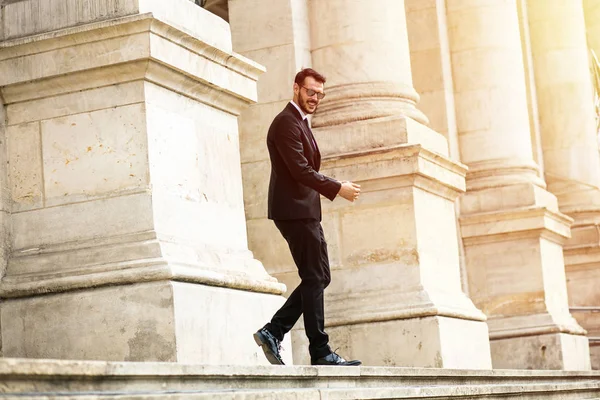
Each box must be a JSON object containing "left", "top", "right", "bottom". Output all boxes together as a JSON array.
[{"left": 267, "top": 102, "right": 341, "bottom": 221}]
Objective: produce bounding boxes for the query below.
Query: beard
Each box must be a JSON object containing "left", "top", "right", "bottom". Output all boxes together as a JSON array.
[{"left": 299, "top": 96, "right": 318, "bottom": 115}]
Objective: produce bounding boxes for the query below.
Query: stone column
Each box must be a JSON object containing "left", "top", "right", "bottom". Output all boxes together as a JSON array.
[
  {"left": 447, "top": 0, "right": 590, "bottom": 370},
  {"left": 0, "top": 0, "right": 290, "bottom": 365},
  {"left": 529, "top": 0, "right": 600, "bottom": 370},
  {"left": 291, "top": 0, "right": 492, "bottom": 369}
]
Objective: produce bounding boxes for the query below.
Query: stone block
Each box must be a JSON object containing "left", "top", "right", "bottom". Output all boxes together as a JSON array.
[
  {"left": 172, "top": 282, "right": 291, "bottom": 365},
  {"left": 6, "top": 81, "right": 145, "bottom": 126},
  {"left": 447, "top": 1, "right": 521, "bottom": 51},
  {"left": 241, "top": 160, "right": 270, "bottom": 221},
  {"left": 2, "top": 281, "right": 177, "bottom": 362},
  {"left": 566, "top": 261, "right": 600, "bottom": 306},
  {"left": 464, "top": 236, "right": 563, "bottom": 316},
  {"left": 229, "top": 0, "right": 294, "bottom": 53},
  {"left": 41, "top": 103, "right": 149, "bottom": 206},
  {"left": 460, "top": 182, "right": 559, "bottom": 215},
  {"left": 11, "top": 192, "right": 154, "bottom": 251},
  {"left": 0, "top": 32, "right": 151, "bottom": 87},
  {"left": 293, "top": 316, "right": 491, "bottom": 369},
  {"left": 1, "top": 0, "right": 233, "bottom": 52},
  {"left": 591, "top": 342, "right": 600, "bottom": 370},
  {"left": 338, "top": 197, "right": 418, "bottom": 269},
  {"left": 406, "top": 2, "right": 442, "bottom": 52},
  {"left": 247, "top": 218, "right": 294, "bottom": 275},
  {"left": 0, "top": 281, "right": 291, "bottom": 365},
  {"left": 417, "top": 90, "right": 451, "bottom": 138},
  {"left": 239, "top": 101, "right": 288, "bottom": 164},
  {"left": 490, "top": 333, "right": 591, "bottom": 370},
  {"left": 241, "top": 45, "right": 305, "bottom": 104},
  {"left": 315, "top": 116, "right": 449, "bottom": 161},
  {"left": 6, "top": 122, "right": 43, "bottom": 211}
]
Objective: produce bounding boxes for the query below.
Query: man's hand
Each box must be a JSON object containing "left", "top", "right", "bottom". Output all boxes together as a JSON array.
[{"left": 337, "top": 181, "right": 361, "bottom": 202}]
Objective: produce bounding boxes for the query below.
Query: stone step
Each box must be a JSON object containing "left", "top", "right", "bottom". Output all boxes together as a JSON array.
[{"left": 1, "top": 358, "right": 600, "bottom": 399}]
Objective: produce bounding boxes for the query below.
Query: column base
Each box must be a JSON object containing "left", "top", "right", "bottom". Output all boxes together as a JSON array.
[
  {"left": 0, "top": 281, "right": 291, "bottom": 365},
  {"left": 291, "top": 316, "right": 491, "bottom": 368},
  {"left": 591, "top": 340, "right": 600, "bottom": 370},
  {"left": 490, "top": 333, "right": 591, "bottom": 370}
]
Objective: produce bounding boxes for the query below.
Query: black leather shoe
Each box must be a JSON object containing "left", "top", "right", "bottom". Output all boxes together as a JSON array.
[
  {"left": 312, "top": 352, "right": 361, "bottom": 366},
  {"left": 253, "top": 327, "right": 284, "bottom": 365}
]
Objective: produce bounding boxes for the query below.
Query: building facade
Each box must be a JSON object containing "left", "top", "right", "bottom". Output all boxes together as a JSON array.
[{"left": 0, "top": 0, "right": 598, "bottom": 371}]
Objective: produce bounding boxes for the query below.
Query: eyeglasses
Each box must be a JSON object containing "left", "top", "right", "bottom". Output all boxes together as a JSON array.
[{"left": 301, "top": 86, "right": 326, "bottom": 100}]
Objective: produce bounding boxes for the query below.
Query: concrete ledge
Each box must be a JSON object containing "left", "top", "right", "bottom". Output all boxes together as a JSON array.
[{"left": 1, "top": 358, "right": 600, "bottom": 399}]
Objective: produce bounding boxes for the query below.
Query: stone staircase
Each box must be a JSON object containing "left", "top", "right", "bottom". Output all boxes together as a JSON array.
[{"left": 1, "top": 358, "right": 600, "bottom": 399}]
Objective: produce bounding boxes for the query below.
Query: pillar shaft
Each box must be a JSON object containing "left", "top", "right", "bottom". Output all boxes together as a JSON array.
[
  {"left": 406, "top": 0, "right": 460, "bottom": 161},
  {"left": 448, "top": 0, "right": 590, "bottom": 370},
  {"left": 309, "top": 0, "right": 427, "bottom": 128},
  {"left": 528, "top": 0, "right": 600, "bottom": 213},
  {"left": 450, "top": 0, "right": 543, "bottom": 190}
]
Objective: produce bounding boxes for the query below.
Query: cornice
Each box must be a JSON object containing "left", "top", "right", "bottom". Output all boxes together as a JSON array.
[{"left": 0, "top": 14, "right": 264, "bottom": 115}]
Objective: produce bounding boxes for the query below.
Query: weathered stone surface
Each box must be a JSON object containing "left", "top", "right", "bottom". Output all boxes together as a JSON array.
[
  {"left": 0, "top": 0, "right": 286, "bottom": 365},
  {"left": 1, "top": 281, "right": 291, "bottom": 365},
  {"left": 0, "top": 0, "right": 232, "bottom": 52},
  {"left": 1, "top": 0, "right": 600, "bottom": 377},
  {"left": 447, "top": 0, "right": 590, "bottom": 369},
  {"left": 309, "top": 0, "right": 427, "bottom": 127},
  {"left": 1, "top": 358, "right": 600, "bottom": 398}
]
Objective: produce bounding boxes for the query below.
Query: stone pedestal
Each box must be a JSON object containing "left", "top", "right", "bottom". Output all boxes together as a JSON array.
[
  {"left": 0, "top": 0, "right": 290, "bottom": 365},
  {"left": 303, "top": 139, "right": 491, "bottom": 368},
  {"left": 527, "top": 0, "right": 600, "bottom": 370},
  {"left": 447, "top": 0, "right": 590, "bottom": 370}
]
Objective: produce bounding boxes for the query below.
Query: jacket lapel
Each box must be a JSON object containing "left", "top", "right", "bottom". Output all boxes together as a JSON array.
[
  {"left": 304, "top": 120, "right": 321, "bottom": 169},
  {"left": 287, "top": 103, "right": 321, "bottom": 168}
]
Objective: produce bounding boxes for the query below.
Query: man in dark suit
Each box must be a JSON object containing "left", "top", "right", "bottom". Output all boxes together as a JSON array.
[{"left": 253, "top": 68, "right": 362, "bottom": 366}]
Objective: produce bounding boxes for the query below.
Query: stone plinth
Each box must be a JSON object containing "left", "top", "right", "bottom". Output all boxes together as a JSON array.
[
  {"left": 460, "top": 183, "right": 590, "bottom": 370},
  {"left": 0, "top": 0, "right": 290, "bottom": 365},
  {"left": 312, "top": 140, "right": 490, "bottom": 369}
]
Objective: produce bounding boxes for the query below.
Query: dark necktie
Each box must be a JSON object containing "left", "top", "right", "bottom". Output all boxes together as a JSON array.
[{"left": 303, "top": 118, "right": 318, "bottom": 151}]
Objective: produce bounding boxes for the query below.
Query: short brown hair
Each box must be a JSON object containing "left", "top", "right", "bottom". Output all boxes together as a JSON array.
[{"left": 294, "top": 68, "right": 326, "bottom": 86}]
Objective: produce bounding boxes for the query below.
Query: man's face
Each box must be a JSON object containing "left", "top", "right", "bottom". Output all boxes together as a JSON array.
[{"left": 293, "top": 76, "right": 324, "bottom": 115}]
